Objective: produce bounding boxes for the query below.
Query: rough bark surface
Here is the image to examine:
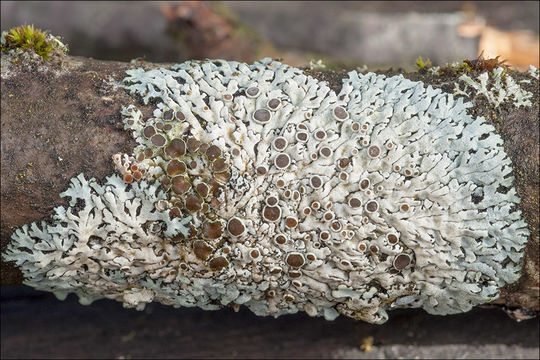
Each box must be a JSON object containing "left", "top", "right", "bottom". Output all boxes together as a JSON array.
[{"left": 1, "top": 54, "right": 538, "bottom": 318}]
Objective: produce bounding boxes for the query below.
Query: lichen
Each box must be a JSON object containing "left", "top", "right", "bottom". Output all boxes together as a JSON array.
[
  {"left": 453, "top": 67, "right": 534, "bottom": 108},
  {"left": 3, "top": 58, "right": 530, "bottom": 324},
  {"left": 4, "top": 173, "right": 192, "bottom": 307},
  {"left": 528, "top": 65, "right": 539, "bottom": 80},
  {"left": 308, "top": 59, "right": 327, "bottom": 70}
]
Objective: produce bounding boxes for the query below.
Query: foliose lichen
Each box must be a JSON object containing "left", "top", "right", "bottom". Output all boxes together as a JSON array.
[
  {"left": 3, "top": 58, "right": 530, "bottom": 323},
  {"left": 453, "top": 67, "right": 535, "bottom": 108},
  {"left": 528, "top": 65, "right": 539, "bottom": 80}
]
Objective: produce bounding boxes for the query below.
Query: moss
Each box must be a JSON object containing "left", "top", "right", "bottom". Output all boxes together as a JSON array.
[
  {"left": 434, "top": 53, "right": 511, "bottom": 77},
  {"left": 1, "top": 25, "right": 67, "bottom": 60},
  {"left": 415, "top": 56, "right": 432, "bottom": 70}
]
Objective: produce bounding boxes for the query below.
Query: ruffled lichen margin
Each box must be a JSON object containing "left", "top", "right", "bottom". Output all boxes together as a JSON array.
[{"left": 0, "top": 56, "right": 536, "bottom": 322}]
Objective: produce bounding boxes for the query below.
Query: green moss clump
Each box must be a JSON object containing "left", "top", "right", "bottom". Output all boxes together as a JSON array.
[
  {"left": 452, "top": 62, "right": 472, "bottom": 74},
  {"left": 1, "top": 25, "right": 67, "bottom": 60},
  {"left": 415, "top": 56, "right": 432, "bottom": 70}
]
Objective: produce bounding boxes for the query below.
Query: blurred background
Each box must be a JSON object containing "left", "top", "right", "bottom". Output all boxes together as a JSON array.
[
  {"left": 1, "top": 1, "right": 539, "bottom": 70},
  {"left": 1, "top": 1, "right": 539, "bottom": 359}
]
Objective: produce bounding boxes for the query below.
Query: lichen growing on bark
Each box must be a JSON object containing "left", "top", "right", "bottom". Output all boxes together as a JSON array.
[{"left": 2, "top": 58, "right": 531, "bottom": 324}]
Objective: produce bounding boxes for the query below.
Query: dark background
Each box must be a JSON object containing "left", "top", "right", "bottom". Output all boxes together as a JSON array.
[{"left": 2, "top": 286, "right": 539, "bottom": 359}]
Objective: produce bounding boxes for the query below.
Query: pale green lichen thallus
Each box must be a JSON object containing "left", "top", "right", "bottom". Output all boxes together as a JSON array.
[{"left": 3, "top": 59, "right": 531, "bottom": 324}]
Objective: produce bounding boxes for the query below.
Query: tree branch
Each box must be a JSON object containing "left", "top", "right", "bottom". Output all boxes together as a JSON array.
[{"left": 1, "top": 53, "right": 538, "bottom": 319}]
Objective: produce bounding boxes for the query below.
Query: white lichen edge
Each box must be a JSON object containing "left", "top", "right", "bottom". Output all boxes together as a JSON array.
[
  {"left": 454, "top": 67, "right": 534, "bottom": 108},
  {"left": 3, "top": 58, "right": 530, "bottom": 324}
]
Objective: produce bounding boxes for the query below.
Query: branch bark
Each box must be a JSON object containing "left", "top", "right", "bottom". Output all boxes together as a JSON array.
[{"left": 1, "top": 54, "right": 538, "bottom": 318}]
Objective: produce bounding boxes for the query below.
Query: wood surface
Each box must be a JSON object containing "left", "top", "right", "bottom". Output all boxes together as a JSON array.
[{"left": 1, "top": 54, "right": 538, "bottom": 319}]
